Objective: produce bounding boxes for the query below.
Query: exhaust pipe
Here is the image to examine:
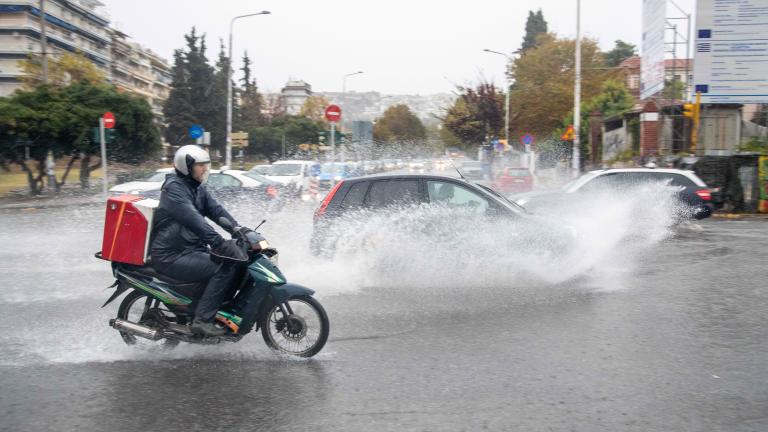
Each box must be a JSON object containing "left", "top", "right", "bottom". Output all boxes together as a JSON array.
[{"left": 110, "top": 318, "right": 160, "bottom": 340}]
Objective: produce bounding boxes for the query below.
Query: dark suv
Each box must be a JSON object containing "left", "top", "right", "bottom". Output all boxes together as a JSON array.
[{"left": 309, "top": 174, "right": 573, "bottom": 256}]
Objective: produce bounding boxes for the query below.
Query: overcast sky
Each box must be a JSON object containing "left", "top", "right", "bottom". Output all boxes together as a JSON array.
[{"left": 100, "top": 0, "right": 696, "bottom": 95}]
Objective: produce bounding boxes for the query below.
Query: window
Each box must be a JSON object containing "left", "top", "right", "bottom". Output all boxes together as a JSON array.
[
  {"left": 580, "top": 173, "right": 636, "bottom": 191},
  {"left": 242, "top": 171, "right": 271, "bottom": 185},
  {"left": 207, "top": 173, "right": 241, "bottom": 188},
  {"left": 630, "top": 172, "right": 695, "bottom": 188},
  {"left": 340, "top": 181, "right": 369, "bottom": 210},
  {"left": 270, "top": 164, "right": 302, "bottom": 176},
  {"left": 426, "top": 181, "right": 489, "bottom": 213},
  {"left": 145, "top": 172, "right": 169, "bottom": 182},
  {"left": 365, "top": 180, "right": 420, "bottom": 208}
]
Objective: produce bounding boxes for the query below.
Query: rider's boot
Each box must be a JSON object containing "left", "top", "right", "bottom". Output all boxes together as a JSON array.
[{"left": 191, "top": 318, "right": 227, "bottom": 337}]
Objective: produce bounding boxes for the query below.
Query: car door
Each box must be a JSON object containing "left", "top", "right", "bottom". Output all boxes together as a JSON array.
[
  {"left": 425, "top": 180, "right": 490, "bottom": 214},
  {"left": 363, "top": 178, "right": 424, "bottom": 210}
]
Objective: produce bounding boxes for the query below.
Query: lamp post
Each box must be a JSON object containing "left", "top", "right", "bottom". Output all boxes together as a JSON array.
[
  {"left": 226, "top": 10, "right": 270, "bottom": 168},
  {"left": 339, "top": 71, "right": 363, "bottom": 162},
  {"left": 483, "top": 49, "right": 514, "bottom": 145},
  {"left": 573, "top": 0, "right": 582, "bottom": 175}
]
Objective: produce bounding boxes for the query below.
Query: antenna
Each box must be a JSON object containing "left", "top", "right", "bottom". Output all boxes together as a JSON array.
[
  {"left": 254, "top": 219, "right": 266, "bottom": 231},
  {"left": 448, "top": 159, "right": 467, "bottom": 181}
]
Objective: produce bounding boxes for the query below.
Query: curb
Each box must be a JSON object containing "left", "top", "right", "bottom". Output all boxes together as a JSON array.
[{"left": 0, "top": 196, "right": 103, "bottom": 211}]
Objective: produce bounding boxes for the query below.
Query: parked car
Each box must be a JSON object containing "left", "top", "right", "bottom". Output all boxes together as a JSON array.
[
  {"left": 310, "top": 174, "right": 575, "bottom": 256},
  {"left": 318, "top": 162, "right": 358, "bottom": 189},
  {"left": 205, "top": 170, "right": 285, "bottom": 209},
  {"left": 265, "top": 160, "right": 321, "bottom": 197},
  {"left": 492, "top": 167, "right": 533, "bottom": 194},
  {"left": 408, "top": 160, "right": 426, "bottom": 173},
  {"left": 512, "top": 168, "right": 713, "bottom": 219},
  {"left": 249, "top": 164, "right": 272, "bottom": 175},
  {"left": 109, "top": 168, "right": 173, "bottom": 196}
]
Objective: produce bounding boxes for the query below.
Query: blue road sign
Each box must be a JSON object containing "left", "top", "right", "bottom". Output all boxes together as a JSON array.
[
  {"left": 520, "top": 133, "right": 534, "bottom": 146},
  {"left": 189, "top": 124, "right": 204, "bottom": 140}
]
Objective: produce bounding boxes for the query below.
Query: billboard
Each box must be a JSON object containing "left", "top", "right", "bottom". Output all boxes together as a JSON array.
[
  {"left": 693, "top": 0, "right": 768, "bottom": 104},
  {"left": 641, "top": 0, "right": 666, "bottom": 100}
]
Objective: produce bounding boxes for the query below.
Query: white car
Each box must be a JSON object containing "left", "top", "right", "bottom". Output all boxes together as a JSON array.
[
  {"left": 109, "top": 168, "right": 173, "bottom": 196},
  {"left": 265, "top": 160, "right": 320, "bottom": 196},
  {"left": 250, "top": 164, "right": 272, "bottom": 175}
]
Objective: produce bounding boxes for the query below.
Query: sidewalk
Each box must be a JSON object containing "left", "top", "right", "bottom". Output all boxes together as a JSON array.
[{"left": 0, "top": 192, "right": 104, "bottom": 210}]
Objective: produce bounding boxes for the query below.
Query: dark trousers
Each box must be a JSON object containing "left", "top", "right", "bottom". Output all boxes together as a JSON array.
[{"left": 154, "top": 251, "right": 242, "bottom": 322}]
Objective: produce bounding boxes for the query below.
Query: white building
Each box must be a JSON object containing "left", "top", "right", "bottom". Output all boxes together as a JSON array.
[
  {"left": 0, "top": 0, "right": 111, "bottom": 97},
  {"left": 110, "top": 29, "right": 171, "bottom": 121},
  {"left": 280, "top": 80, "right": 311, "bottom": 115}
]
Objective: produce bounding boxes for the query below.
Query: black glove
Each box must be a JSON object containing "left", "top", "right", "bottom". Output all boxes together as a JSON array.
[{"left": 210, "top": 239, "right": 249, "bottom": 263}]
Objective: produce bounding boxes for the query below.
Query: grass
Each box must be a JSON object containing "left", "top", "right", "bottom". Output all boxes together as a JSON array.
[{"left": 0, "top": 164, "right": 102, "bottom": 195}]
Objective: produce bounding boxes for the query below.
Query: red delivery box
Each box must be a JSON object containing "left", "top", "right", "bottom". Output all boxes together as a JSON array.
[{"left": 101, "top": 195, "right": 159, "bottom": 265}]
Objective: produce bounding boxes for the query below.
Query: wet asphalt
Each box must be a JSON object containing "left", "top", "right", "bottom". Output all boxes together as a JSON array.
[{"left": 0, "top": 201, "right": 766, "bottom": 432}]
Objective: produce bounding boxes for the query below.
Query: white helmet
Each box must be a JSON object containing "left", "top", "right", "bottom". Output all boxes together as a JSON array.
[{"left": 173, "top": 145, "right": 211, "bottom": 176}]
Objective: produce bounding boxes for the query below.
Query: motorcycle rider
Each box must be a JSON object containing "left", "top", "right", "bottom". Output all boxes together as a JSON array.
[{"left": 150, "top": 145, "right": 245, "bottom": 337}]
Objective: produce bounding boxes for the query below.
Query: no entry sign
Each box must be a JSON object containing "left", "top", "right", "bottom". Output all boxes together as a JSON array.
[
  {"left": 324, "top": 105, "right": 342, "bottom": 122},
  {"left": 102, "top": 112, "right": 115, "bottom": 129}
]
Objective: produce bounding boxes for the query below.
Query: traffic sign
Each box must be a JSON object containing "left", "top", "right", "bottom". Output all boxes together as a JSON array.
[
  {"left": 231, "top": 131, "right": 249, "bottom": 148},
  {"left": 102, "top": 112, "right": 115, "bottom": 129},
  {"left": 324, "top": 105, "right": 342, "bottom": 122},
  {"left": 520, "top": 134, "right": 534, "bottom": 146},
  {"left": 561, "top": 125, "right": 574, "bottom": 141},
  {"left": 189, "top": 124, "right": 204, "bottom": 139}
]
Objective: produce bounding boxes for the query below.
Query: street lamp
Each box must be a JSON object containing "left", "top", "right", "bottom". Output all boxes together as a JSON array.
[
  {"left": 483, "top": 49, "right": 514, "bottom": 145},
  {"left": 226, "top": 10, "right": 270, "bottom": 168},
  {"left": 342, "top": 70, "right": 364, "bottom": 94},
  {"left": 336, "top": 71, "right": 363, "bottom": 163}
]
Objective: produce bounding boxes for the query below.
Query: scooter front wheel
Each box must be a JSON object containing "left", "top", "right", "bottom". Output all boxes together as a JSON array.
[{"left": 261, "top": 295, "right": 329, "bottom": 358}]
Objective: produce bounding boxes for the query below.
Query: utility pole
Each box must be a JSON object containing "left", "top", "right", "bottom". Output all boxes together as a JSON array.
[
  {"left": 226, "top": 11, "right": 270, "bottom": 168},
  {"left": 39, "top": 0, "right": 48, "bottom": 83},
  {"left": 482, "top": 49, "right": 514, "bottom": 146},
  {"left": 572, "top": 0, "right": 581, "bottom": 174},
  {"left": 99, "top": 117, "right": 108, "bottom": 197}
]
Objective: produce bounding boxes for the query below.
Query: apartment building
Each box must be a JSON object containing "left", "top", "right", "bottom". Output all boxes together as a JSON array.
[{"left": 0, "top": 0, "right": 110, "bottom": 96}]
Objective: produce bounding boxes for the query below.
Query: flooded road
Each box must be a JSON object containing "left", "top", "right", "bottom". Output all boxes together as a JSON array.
[{"left": 1, "top": 201, "right": 766, "bottom": 431}]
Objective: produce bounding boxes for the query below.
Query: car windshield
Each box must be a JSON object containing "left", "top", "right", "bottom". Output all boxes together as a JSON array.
[
  {"left": 243, "top": 171, "right": 273, "bottom": 184},
  {"left": 322, "top": 163, "right": 346, "bottom": 174},
  {"left": 146, "top": 172, "right": 169, "bottom": 182},
  {"left": 270, "top": 164, "right": 302, "bottom": 176},
  {"left": 250, "top": 165, "right": 272, "bottom": 175},
  {"left": 562, "top": 173, "right": 598, "bottom": 192},
  {"left": 462, "top": 161, "right": 482, "bottom": 169},
  {"left": 475, "top": 183, "right": 527, "bottom": 213}
]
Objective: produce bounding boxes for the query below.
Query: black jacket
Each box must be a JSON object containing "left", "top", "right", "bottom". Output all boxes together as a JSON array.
[{"left": 150, "top": 173, "right": 238, "bottom": 263}]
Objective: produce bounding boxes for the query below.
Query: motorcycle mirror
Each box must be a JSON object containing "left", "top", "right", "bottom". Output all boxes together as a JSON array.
[
  {"left": 254, "top": 219, "right": 266, "bottom": 231},
  {"left": 218, "top": 217, "right": 234, "bottom": 231}
]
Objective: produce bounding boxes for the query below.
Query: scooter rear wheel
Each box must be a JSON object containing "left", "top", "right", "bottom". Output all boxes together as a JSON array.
[
  {"left": 261, "top": 295, "right": 329, "bottom": 358},
  {"left": 117, "top": 290, "right": 180, "bottom": 349}
]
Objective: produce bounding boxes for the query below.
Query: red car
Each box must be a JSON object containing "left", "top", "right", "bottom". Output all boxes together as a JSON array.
[{"left": 492, "top": 167, "right": 533, "bottom": 194}]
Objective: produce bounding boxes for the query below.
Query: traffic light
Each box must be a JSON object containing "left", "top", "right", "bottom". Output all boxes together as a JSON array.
[
  {"left": 91, "top": 127, "right": 118, "bottom": 143},
  {"left": 682, "top": 103, "right": 697, "bottom": 119}
]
